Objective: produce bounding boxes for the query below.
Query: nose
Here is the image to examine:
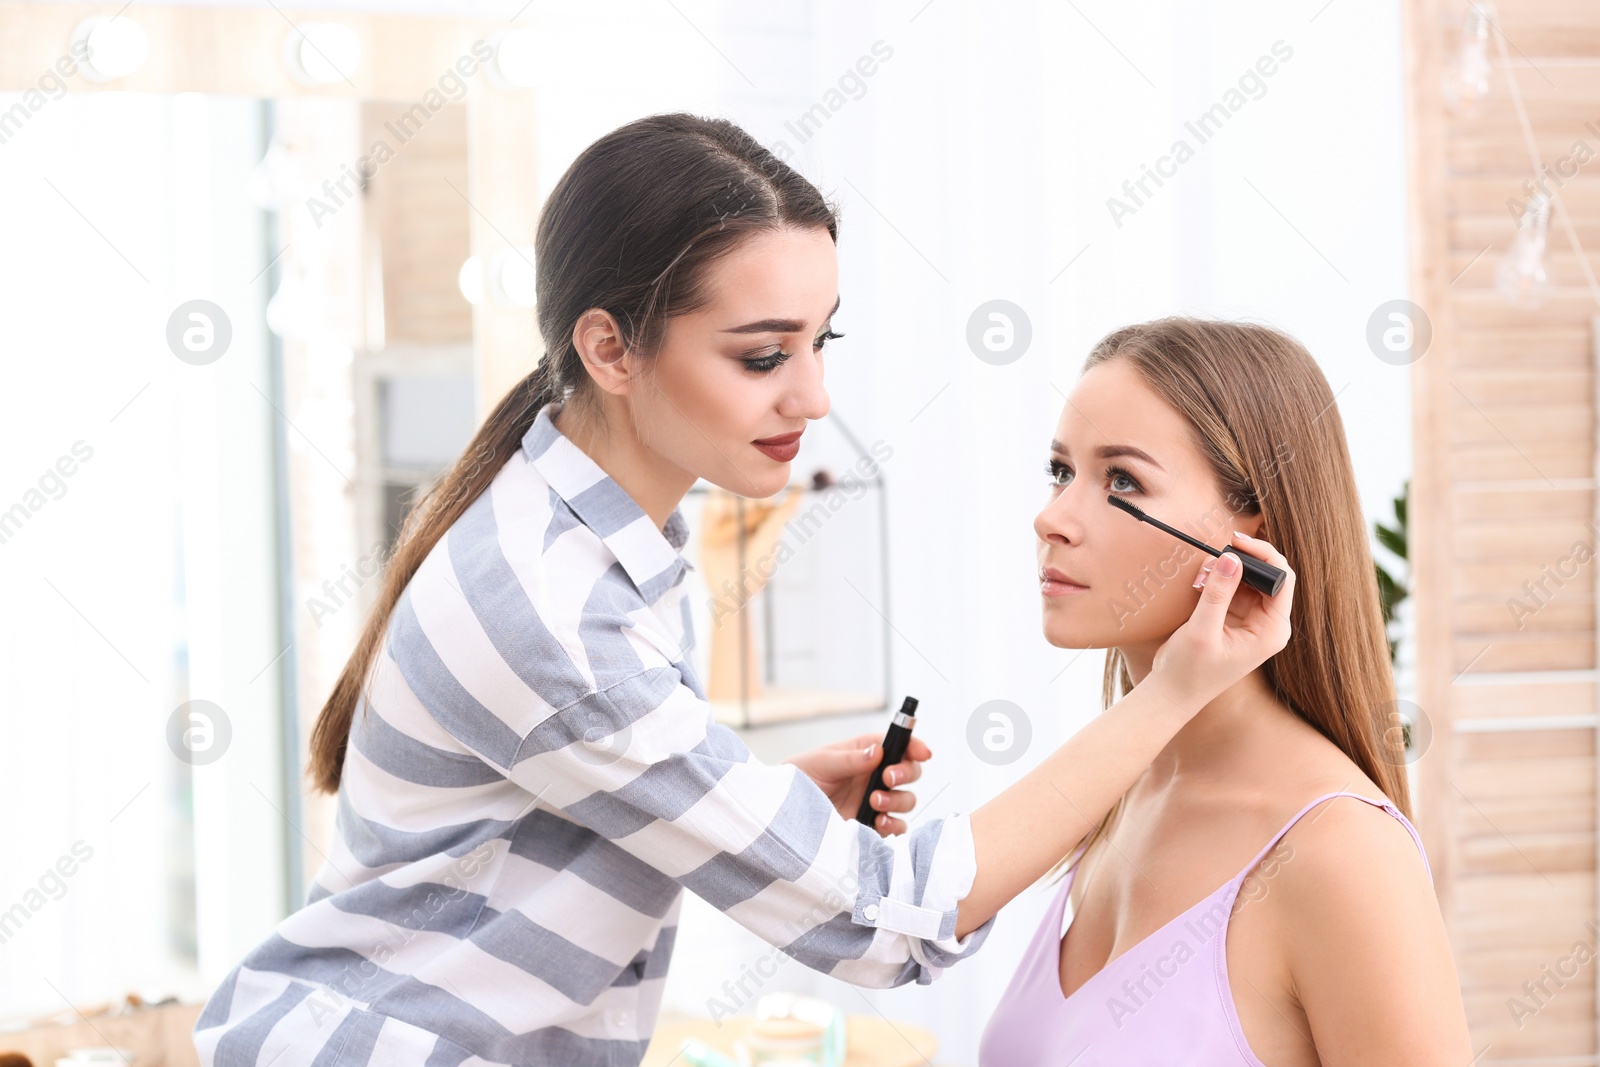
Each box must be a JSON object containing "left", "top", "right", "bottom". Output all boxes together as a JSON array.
[
  {"left": 1034, "top": 479, "right": 1087, "bottom": 548},
  {"left": 781, "top": 343, "right": 830, "bottom": 421}
]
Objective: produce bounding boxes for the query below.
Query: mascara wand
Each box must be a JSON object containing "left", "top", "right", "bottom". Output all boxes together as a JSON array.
[{"left": 1106, "top": 495, "right": 1287, "bottom": 597}]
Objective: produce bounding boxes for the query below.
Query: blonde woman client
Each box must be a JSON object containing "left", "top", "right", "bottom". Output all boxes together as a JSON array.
[{"left": 979, "top": 319, "right": 1473, "bottom": 1065}]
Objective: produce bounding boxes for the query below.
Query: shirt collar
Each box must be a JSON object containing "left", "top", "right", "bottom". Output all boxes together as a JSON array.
[{"left": 521, "top": 401, "right": 692, "bottom": 603}]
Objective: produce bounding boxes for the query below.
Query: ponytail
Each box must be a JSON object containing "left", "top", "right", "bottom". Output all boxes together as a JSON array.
[{"left": 306, "top": 366, "right": 548, "bottom": 793}]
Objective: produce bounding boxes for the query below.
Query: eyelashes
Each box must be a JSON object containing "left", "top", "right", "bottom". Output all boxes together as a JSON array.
[
  {"left": 742, "top": 329, "right": 845, "bottom": 373},
  {"left": 1045, "top": 458, "right": 1144, "bottom": 494}
]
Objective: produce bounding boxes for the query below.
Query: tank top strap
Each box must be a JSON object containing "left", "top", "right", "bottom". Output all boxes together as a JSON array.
[{"left": 1231, "top": 790, "right": 1433, "bottom": 888}]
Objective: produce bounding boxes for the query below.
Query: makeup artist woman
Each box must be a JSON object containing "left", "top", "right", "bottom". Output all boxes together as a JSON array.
[{"left": 192, "top": 113, "right": 1294, "bottom": 1067}]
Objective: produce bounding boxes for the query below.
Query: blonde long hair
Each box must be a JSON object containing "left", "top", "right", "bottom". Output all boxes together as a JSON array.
[{"left": 1045, "top": 316, "right": 1409, "bottom": 886}]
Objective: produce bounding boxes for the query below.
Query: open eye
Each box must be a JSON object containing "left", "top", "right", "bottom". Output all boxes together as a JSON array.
[
  {"left": 1106, "top": 465, "right": 1143, "bottom": 494},
  {"left": 1044, "top": 459, "right": 1144, "bottom": 494}
]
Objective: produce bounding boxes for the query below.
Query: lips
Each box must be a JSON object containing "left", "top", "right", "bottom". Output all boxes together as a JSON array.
[
  {"left": 752, "top": 430, "right": 804, "bottom": 463},
  {"left": 1040, "top": 565, "right": 1089, "bottom": 597}
]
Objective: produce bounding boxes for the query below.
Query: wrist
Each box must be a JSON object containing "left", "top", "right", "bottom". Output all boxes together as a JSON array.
[{"left": 1134, "top": 670, "right": 1205, "bottom": 724}]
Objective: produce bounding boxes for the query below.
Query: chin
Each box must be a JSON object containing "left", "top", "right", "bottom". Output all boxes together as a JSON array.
[
  {"left": 1040, "top": 615, "right": 1106, "bottom": 651},
  {"left": 716, "top": 466, "right": 789, "bottom": 500}
]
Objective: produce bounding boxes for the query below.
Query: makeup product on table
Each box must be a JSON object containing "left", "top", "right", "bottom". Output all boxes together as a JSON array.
[
  {"left": 1107, "top": 495, "right": 1287, "bottom": 596},
  {"left": 855, "top": 696, "right": 918, "bottom": 827}
]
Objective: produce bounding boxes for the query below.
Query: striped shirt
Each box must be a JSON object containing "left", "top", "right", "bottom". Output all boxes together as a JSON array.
[{"left": 193, "top": 401, "right": 994, "bottom": 1067}]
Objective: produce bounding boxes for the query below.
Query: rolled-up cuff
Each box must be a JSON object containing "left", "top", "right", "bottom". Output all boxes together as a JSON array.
[{"left": 849, "top": 811, "right": 994, "bottom": 981}]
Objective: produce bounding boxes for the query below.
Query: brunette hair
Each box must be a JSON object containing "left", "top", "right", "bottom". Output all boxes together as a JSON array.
[{"left": 307, "top": 113, "right": 838, "bottom": 794}]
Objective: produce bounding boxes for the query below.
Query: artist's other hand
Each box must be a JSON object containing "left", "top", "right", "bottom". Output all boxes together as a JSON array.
[{"left": 783, "top": 732, "right": 932, "bottom": 836}]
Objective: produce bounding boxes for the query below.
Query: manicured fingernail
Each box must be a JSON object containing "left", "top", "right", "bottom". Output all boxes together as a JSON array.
[
  {"left": 885, "top": 769, "right": 898, "bottom": 786},
  {"left": 1218, "top": 553, "right": 1240, "bottom": 575},
  {"left": 1192, "top": 570, "right": 1208, "bottom": 589},
  {"left": 864, "top": 743, "right": 876, "bottom": 759}
]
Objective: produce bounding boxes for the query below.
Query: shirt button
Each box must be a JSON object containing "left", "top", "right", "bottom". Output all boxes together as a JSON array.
[
  {"left": 863, "top": 903, "right": 879, "bottom": 921},
  {"left": 611, "top": 1010, "right": 630, "bottom": 1026}
]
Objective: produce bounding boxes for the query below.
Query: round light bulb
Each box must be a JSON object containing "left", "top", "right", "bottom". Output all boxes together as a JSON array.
[
  {"left": 284, "top": 22, "right": 362, "bottom": 87},
  {"left": 72, "top": 16, "right": 149, "bottom": 82},
  {"left": 487, "top": 29, "right": 540, "bottom": 89},
  {"left": 458, "top": 256, "right": 484, "bottom": 306},
  {"left": 489, "top": 249, "right": 539, "bottom": 308}
]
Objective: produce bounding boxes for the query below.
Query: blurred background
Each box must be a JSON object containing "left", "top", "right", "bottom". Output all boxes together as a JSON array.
[{"left": 1, "top": 0, "right": 1595, "bottom": 1064}]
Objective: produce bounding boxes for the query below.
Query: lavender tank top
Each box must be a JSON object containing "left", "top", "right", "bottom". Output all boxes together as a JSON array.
[{"left": 978, "top": 791, "right": 1431, "bottom": 1066}]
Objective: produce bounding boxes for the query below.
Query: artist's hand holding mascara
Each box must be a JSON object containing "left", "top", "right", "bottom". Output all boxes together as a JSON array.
[{"left": 1147, "top": 530, "right": 1296, "bottom": 709}]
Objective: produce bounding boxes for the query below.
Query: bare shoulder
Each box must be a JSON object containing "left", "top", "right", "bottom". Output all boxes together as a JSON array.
[
  {"left": 1258, "top": 773, "right": 1470, "bottom": 1061},
  {"left": 1275, "top": 790, "right": 1430, "bottom": 897}
]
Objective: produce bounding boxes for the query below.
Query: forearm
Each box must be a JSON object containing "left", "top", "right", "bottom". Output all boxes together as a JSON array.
[{"left": 955, "top": 677, "right": 1195, "bottom": 938}]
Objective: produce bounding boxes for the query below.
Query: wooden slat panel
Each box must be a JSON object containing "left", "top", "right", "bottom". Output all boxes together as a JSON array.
[
  {"left": 1454, "top": 634, "right": 1595, "bottom": 671},
  {"left": 1450, "top": 441, "right": 1591, "bottom": 479},
  {"left": 1454, "top": 487, "right": 1594, "bottom": 521},
  {"left": 1453, "top": 135, "right": 1600, "bottom": 177},
  {"left": 1457, "top": 517, "right": 1600, "bottom": 560},
  {"left": 1447, "top": 405, "right": 1591, "bottom": 446},
  {"left": 1455, "top": 755, "right": 1594, "bottom": 798},
  {"left": 1448, "top": 326, "right": 1597, "bottom": 367},
  {"left": 1454, "top": 873, "right": 1595, "bottom": 944},
  {"left": 1451, "top": 178, "right": 1600, "bottom": 218},
  {"left": 1460, "top": 730, "right": 1596, "bottom": 760},
  {"left": 1455, "top": 681, "right": 1598, "bottom": 720},
  {"left": 1447, "top": 289, "right": 1600, "bottom": 328},
  {"left": 1451, "top": 248, "right": 1600, "bottom": 291},
  {"left": 1454, "top": 600, "right": 1592, "bottom": 636},
  {"left": 1462, "top": 831, "right": 1596, "bottom": 874},
  {"left": 1455, "top": 214, "right": 1600, "bottom": 251}
]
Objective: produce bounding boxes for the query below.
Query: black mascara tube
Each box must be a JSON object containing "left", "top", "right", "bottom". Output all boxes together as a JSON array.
[{"left": 856, "top": 696, "right": 919, "bottom": 826}]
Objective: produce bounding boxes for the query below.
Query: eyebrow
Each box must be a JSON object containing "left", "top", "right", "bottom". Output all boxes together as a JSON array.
[
  {"left": 1049, "top": 440, "right": 1166, "bottom": 473},
  {"left": 721, "top": 295, "right": 842, "bottom": 335}
]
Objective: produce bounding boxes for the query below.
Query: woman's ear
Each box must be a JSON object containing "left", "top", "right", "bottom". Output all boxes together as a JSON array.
[{"left": 571, "top": 309, "right": 633, "bottom": 396}]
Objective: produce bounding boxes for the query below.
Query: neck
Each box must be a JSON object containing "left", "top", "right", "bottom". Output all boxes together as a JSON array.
[
  {"left": 551, "top": 402, "right": 696, "bottom": 532},
  {"left": 1120, "top": 642, "right": 1284, "bottom": 788}
]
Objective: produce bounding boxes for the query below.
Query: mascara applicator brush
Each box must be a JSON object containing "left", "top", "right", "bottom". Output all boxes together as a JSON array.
[{"left": 1106, "top": 495, "right": 1287, "bottom": 597}]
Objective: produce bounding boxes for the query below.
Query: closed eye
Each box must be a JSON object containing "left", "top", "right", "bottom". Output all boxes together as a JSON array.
[{"left": 741, "top": 328, "right": 845, "bottom": 374}]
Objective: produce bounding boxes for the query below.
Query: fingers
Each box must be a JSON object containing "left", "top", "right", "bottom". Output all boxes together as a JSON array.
[
  {"left": 881, "top": 758, "right": 922, "bottom": 788},
  {"left": 873, "top": 813, "right": 907, "bottom": 836},
  {"left": 869, "top": 787, "right": 917, "bottom": 815},
  {"left": 1188, "top": 546, "right": 1246, "bottom": 630},
  {"left": 1231, "top": 530, "right": 1296, "bottom": 630},
  {"left": 1227, "top": 529, "right": 1287, "bottom": 567}
]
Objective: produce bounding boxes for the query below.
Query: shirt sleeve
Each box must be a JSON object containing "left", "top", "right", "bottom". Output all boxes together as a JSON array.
[{"left": 498, "top": 662, "right": 995, "bottom": 987}]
